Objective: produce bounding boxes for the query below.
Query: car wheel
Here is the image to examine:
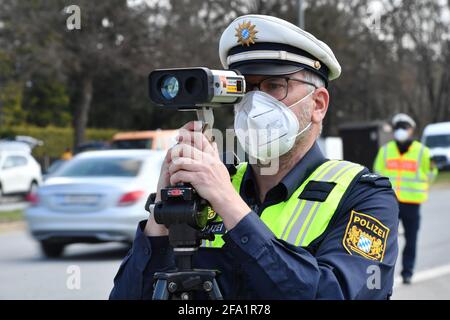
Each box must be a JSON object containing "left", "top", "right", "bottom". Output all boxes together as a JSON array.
[
  {"left": 40, "top": 241, "right": 65, "bottom": 258},
  {"left": 0, "top": 184, "right": 6, "bottom": 203}
]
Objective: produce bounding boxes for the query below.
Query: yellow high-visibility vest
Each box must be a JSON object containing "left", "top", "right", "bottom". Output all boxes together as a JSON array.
[
  {"left": 373, "top": 140, "right": 437, "bottom": 204},
  {"left": 202, "top": 160, "right": 364, "bottom": 248}
]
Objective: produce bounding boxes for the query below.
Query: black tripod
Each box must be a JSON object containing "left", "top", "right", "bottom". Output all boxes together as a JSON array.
[
  {"left": 146, "top": 186, "right": 224, "bottom": 300},
  {"left": 152, "top": 244, "right": 223, "bottom": 300}
]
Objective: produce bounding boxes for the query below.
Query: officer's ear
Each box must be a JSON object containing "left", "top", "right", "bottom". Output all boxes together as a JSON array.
[{"left": 311, "top": 87, "right": 329, "bottom": 124}]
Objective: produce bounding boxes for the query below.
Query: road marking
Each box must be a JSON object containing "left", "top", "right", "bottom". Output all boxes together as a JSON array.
[{"left": 394, "top": 263, "right": 450, "bottom": 287}]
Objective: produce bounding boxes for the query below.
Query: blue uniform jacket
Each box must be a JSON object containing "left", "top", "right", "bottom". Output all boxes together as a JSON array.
[{"left": 109, "top": 143, "right": 399, "bottom": 300}]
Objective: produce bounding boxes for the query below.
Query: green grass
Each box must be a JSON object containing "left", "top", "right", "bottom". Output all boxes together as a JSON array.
[{"left": 0, "top": 210, "right": 24, "bottom": 223}]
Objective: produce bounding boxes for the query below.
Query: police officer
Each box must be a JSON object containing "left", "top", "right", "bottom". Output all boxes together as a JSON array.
[
  {"left": 374, "top": 113, "right": 437, "bottom": 284},
  {"left": 110, "top": 14, "right": 399, "bottom": 300}
]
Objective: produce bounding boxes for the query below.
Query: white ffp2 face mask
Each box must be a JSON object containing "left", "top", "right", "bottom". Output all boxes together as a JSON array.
[
  {"left": 394, "top": 129, "right": 410, "bottom": 142},
  {"left": 234, "top": 90, "right": 313, "bottom": 162}
]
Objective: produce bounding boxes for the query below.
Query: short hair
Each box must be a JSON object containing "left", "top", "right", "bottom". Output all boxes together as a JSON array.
[
  {"left": 299, "top": 69, "right": 326, "bottom": 89},
  {"left": 297, "top": 70, "right": 325, "bottom": 138}
]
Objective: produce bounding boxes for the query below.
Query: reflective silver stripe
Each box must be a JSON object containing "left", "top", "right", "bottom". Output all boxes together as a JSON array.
[
  {"left": 285, "top": 200, "right": 315, "bottom": 243},
  {"left": 201, "top": 240, "right": 213, "bottom": 248},
  {"left": 294, "top": 202, "right": 320, "bottom": 245},
  {"left": 279, "top": 160, "right": 338, "bottom": 240},
  {"left": 174, "top": 247, "right": 198, "bottom": 252},
  {"left": 280, "top": 196, "right": 306, "bottom": 240},
  {"left": 416, "top": 144, "right": 425, "bottom": 180},
  {"left": 296, "top": 163, "right": 360, "bottom": 246},
  {"left": 281, "top": 161, "right": 339, "bottom": 239},
  {"left": 284, "top": 161, "right": 352, "bottom": 244}
]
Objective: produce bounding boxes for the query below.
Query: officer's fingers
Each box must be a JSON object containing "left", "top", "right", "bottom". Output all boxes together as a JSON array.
[
  {"left": 180, "top": 121, "right": 203, "bottom": 132},
  {"left": 178, "top": 129, "right": 215, "bottom": 155},
  {"left": 169, "top": 170, "right": 196, "bottom": 186},
  {"left": 156, "top": 151, "right": 171, "bottom": 179},
  {"left": 162, "top": 149, "right": 172, "bottom": 165},
  {"left": 170, "top": 143, "right": 213, "bottom": 163},
  {"left": 171, "top": 143, "right": 199, "bottom": 161},
  {"left": 211, "top": 141, "right": 220, "bottom": 158},
  {"left": 168, "top": 157, "right": 204, "bottom": 175},
  {"left": 156, "top": 150, "right": 173, "bottom": 193}
]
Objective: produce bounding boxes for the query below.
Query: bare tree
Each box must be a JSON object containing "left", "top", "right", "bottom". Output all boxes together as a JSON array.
[
  {"left": 381, "top": 0, "right": 450, "bottom": 131},
  {"left": 0, "top": 0, "right": 157, "bottom": 146}
]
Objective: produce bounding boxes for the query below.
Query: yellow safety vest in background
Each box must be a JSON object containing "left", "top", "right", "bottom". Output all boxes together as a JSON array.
[
  {"left": 374, "top": 140, "right": 437, "bottom": 204},
  {"left": 202, "top": 160, "right": 364, "bottom": 248}
]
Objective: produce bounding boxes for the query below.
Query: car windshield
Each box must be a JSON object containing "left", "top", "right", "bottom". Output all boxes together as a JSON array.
[
  {"left": 55, "top": 157, "right": 143, "bottom": 177},
  {"left": 111, "top": 139, "right": 152, "bottom": 149},
  {"left": 45, "top": 160, "right": 67, "bottom": 176},
  {"left": 425, "top": 134, "right": 450, "bottom": 148}
]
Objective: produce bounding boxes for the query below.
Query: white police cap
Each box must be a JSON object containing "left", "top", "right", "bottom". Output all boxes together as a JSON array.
[
  {"left": 392, "top": 113, "right": 416, "bottom": 128},
  {"left": 219, "top": 14, "right": 342, "bottom": 86}
]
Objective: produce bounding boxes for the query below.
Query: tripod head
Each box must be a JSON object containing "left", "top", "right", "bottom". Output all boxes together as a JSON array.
[{"left": 150, "top": 183, "right": 215, "bottom": 270}]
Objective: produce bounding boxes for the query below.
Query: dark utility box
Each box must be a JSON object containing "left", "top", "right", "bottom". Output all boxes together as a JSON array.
[{"left": 338, "top": 121, "right": 392, "bottom": 170}]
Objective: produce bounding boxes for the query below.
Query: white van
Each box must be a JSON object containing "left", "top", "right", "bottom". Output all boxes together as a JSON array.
[{"left": 422, "top": 122, "right": 450, "bottom": 170}]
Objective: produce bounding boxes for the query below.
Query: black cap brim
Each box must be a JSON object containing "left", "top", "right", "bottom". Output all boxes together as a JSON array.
[
  {"left": 227, "top": 43, "right": 330, "bottom": 86},
  {"left": 231, "top": 61, "right": 304, "bottom": 76}
]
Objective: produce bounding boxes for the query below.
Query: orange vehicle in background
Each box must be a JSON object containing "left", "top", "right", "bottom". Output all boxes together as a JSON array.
[{"left": 111, "top": 130, "right": 178, "bottom": 150}]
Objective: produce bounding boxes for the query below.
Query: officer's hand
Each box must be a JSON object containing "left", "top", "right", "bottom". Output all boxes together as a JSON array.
[
  {"left": 154, "top": 121, "right": 198, "bottom": 201},
  {"left": 144, "top": 150, "right": 170, "bottom": 236},
  {"left": 168, "top": 121, "right": 251, "bottom": 230},
  {"left": 144, "top": 122, "right": 208, "bottom": 236},
  {"left": 155, "top": 149, "right": 172, "bottom": 202}
]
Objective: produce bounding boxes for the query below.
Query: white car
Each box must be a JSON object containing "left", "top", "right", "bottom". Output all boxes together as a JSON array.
[
  {"left": 25, "top": 149, "right": 165, "bottom": 258},
  {"left": 0, "top": 142, "right": 42, "bottom": 197},
  {"left": 422, "top": 122, "right": 450, "bottom": 170}
]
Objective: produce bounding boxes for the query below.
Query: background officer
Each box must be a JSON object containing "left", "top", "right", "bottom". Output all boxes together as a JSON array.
[
  {"left": 374, "top": 113, "right": 437, "bottom": 284},
  {"left": 110, "top": 14, "right": 399, "bottom": 300}
]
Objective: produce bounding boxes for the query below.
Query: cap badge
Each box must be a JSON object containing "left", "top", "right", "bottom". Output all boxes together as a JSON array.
[
  {"left": 314, "top": 61, "right": 321, "bottom": 69},
  {"left": 235, "top": 21, "right": 258, "bottom": 46}
]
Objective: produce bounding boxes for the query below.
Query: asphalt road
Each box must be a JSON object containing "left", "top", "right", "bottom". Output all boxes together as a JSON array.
[
  {"left": 0, "top": 230, "right": 127, "bottom": 299},
  {"left": 392, "top": 186, "right": 450, "bottom": 299},
  {"left": 0, "top": 188, "right": 449, "bottom": 300}
]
